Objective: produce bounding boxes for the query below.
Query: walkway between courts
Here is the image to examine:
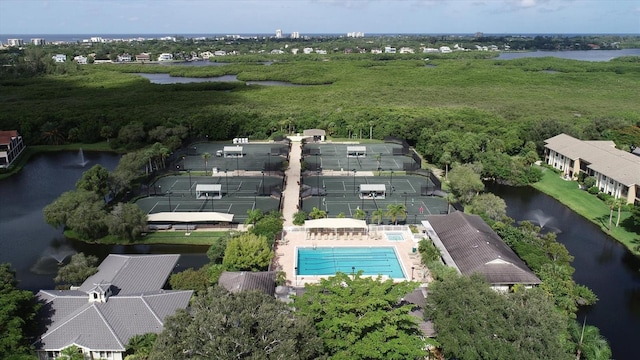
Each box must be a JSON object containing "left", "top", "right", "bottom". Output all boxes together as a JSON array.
[{"left": 281, "top": 139, "right": 303, "bottom": 227}]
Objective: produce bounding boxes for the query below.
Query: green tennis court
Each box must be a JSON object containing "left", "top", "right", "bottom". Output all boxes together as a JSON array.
[
  {"left": 302, "top": 143, "right": 417, "bottom": 171},
  {"left": 176, "top": 142, "right": 289, "bottom": 172}
]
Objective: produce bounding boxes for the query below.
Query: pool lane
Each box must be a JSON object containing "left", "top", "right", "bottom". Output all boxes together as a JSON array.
[{"left": 296, "top": 247, "right": 406, "bottom": 278}]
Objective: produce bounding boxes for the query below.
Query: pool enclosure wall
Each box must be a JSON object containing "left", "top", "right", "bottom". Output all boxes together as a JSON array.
[
  {"left": 359, "top": 184, "right": 386, "bottom": 199},
  {"left": 304, "top": 218, "right": 368, "bottom": 240},
  {"left": 195, "top": 184, "right": 222, "bottom": 199}
]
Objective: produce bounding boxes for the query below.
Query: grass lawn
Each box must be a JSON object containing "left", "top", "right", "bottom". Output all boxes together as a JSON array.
[
  {"left": 532, "top": 167, "right": 639, "bottom": 255},
  {"left": 65, "top": 229, "right": 229, "bottom": 245},
  {"left": 138, "top": 230, "right": 229, "bottom": 245}
]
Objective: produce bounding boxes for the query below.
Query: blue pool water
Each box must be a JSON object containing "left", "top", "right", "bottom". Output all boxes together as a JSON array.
[
  {"left": 385, "top": 232, "right": 405, "bottom": 241},
  {"left": 297, "top": 247, "right": 405, "bottom": 278}
]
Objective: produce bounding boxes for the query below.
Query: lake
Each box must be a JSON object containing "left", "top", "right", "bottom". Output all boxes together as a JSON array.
[
  {"left": 496, "top": 48, "right": 640, "bottom": 61},
  {"left": 0, "top": 151, "right": 208, "bottom": 291},
  {"left": 488, "top": 183, "right": 640, "bottom": 360}
]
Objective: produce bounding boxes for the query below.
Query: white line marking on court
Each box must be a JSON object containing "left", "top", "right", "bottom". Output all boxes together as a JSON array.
[
  {"left": 342, "top": 181, "right": 346, "bottom": 191},
  {"left": 393, "top": 159, "right": 400, "bottom": 168},
  {"left": 408, "top": 181, "right": 416, "bottom": 193},
  {"left": 171, "top": 179, "right": 179, "bottom": 189},
  {"left": 148, "top": 201, "right": 159, "bottom": 214},
  {"left": 175, "top": 204, "right": 181, "bottom": 211},
  {"left": 424, "top": 202, "right": 432, "bottom": 214},
  {"left": 226, "top": 204, "right": 232, "bottom": 212}
]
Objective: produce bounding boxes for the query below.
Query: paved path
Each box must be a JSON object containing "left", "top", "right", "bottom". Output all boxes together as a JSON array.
[{"left": 281, "top": 140, "right": 302, "bottom": 227}]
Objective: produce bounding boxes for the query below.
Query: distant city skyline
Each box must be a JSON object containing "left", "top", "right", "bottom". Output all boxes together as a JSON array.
[{"left": 1, "top": 0, "right": 638, "bottom": 36}]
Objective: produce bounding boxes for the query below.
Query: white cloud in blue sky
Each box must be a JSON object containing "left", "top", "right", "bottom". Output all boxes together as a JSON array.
[{"left": 0, "top": 0, "right": 638, "bottom": 35}]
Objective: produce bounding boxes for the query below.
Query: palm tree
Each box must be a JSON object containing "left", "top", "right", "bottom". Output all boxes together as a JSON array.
[
  {"left": 202, "top": 152, "right": 211, "bottom": 175},
  {"left": 369, "top": 120, "right": 375, "bottom": 139},
  {"left": 385, "top": 204, "right": 407, "bottom": 225},
  {"left": 605, "top": 197, "right": 615, "bottom": 230},
  {"left": 570, "top": 318, "right": 612, "bottom": 360},
  {"left": 245, "top": 209, "right": 264, "bottom": 226},
  {"left": 615, "top": 198, "right": 625, "bottom": 227},
  {"left": 353, "top": 208, "right": 366, "bottom": 220},
  {"left": 346, "top": 124, "right": 354, "bottom": 139},
  {"left": 309, "top": 207, "right": 327, "bottom": 219},
  {"left": 440, "top": 151, "right": 452, "bottom": 180},
  {"left": 371, "top": 209, "right": 384, "bottom": 225}
]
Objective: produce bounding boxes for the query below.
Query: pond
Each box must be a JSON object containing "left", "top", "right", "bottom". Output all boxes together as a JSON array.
[
  {"left": 136, "top": 73, "right": 305, "bottom": 86},
  {"left": 496, "top": 48, "right": 640, "bottom": 62},
  {"left": 487, "top": 183, "right": 640, "bottom": 360},
  {"left": 0, "top": 151, "right": 208, "bottom": 291}
]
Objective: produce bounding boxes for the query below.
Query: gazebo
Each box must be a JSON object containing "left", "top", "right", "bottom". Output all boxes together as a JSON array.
[
  {"left": 359, "top": 184, "right": 386, "bottom": 199},
  {"left": 303, "top": 129, "right": 326, "bottom": 142},
  {"left": 304, "top": 218, "right": 368, "bottom": 240},
  {"left": 347, "top": 146, "right": 367, "bottom": 158},
  {"left": 223, "top": 145, "right": 244, "bottom": 158},
  {"left": 196, "top": 184, "right": 222, "bottom": 199}
]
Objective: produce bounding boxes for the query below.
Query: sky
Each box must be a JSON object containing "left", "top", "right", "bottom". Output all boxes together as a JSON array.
[{"left": 0, "top": 0, "right": 638, "bottom": 35}]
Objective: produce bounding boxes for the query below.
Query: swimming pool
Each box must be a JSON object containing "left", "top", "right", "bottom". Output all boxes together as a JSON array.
[
  {"left": 296, "top": 247, "right": 405, "bottom": 278},
  {"left": 385, "top": 232, "right": 405, "bottom": 241}
]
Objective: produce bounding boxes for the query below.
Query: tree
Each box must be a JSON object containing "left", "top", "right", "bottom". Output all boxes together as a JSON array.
[
  {"left": 126, "top": 333, "right": 158, "bottom": 360},
  {"left": 64, "top": 200, "right": 108, "bottom": 240},
  {"left": 245, "top": 208, "right": 264, "bottom": 226},
  {"left": 371, "top": 209, "right": 384, "bottom": 225},
  {"left": 425, "top": 274, "right": 571, "bottom": 360},
  {"left": 201, "top": 152, "right": 211, "bottom": 175},
  {"left": 369, "top": 120, "right": 375, "bottom": 139},
  {"left": 75, "top": 164, "right": 111, "bottom": 197},
  {"left": 293, "top": 210, "right": 308, "bottom": 225},
  {"left": 605, "top": 197, "right": 616, "bottom": 230},
  {"left": 439, "top": 151, "right": 452, "bottom": 180},
  {"left": 353, "top": 208, "right": 366, "bottom": 220},
  {"left": 43, "top": 190, "right": 101, "bottom": 229},
  {"left": 309, "top": 206, "right": 327, "bottom": 219},
  {"left": 293, "top": 272, "right": 426, "bottom": 359},
  {"left": 614, "top": 198, "right": 625, "bottom": 227},
  {"left": 100, "top": 125, "right": 113, "bottom": 143},
  {"left": 54, "top": 253, "right": 99, "bottom": 286},
  {"left": 0, "top": 264, "right": 39, "bottom": 358},
  {"left": 60, "top": 345, "right": 84, "bottom": 360},
  {"left": 206, "top": 236, "right": 229, "bottom": 264},
  {"left": 447, "top": 164, "right": 484, "bottom": 204},
  {"left": 169, "top": 266, "right": 211, "bottom": 293},
  {"left": 222, "top": 233, "right": 273, "bottom": 271},
  {"left": 468, "top": 193, "right": 507, "bottom": 222},
  {"left": 251, "top": 212, "right": 284, "bottom": 245},
  {"left": 569, "top": 319, "right": 612, "bottom": 360},
  {"left": 105, "top": 203, "right": 147, "bottom": 241},
  {"left": 385, "top": 203, "right": 407, "bottom": 225},
  {"left": 151, "top": 286, "right": 324, "bottom": 360}
]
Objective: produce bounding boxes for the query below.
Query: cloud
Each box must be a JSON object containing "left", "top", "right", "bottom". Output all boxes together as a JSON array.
[{"left": 128, "top": 17, "right": 139, "bottom": 22}]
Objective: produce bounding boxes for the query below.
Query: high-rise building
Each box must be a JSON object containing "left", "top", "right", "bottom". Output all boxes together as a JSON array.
[
  {"left": 275, "top": 29, "right": 283, "bottom": 38},
  {"left": 347, "top": 32, "right": 365, "bottom": 38},
  {"left": 31, "top": 38, "right": 46, "bottom": 46},
  {"left": 290, "top": 32, "right": 300, "bottom": 39}
]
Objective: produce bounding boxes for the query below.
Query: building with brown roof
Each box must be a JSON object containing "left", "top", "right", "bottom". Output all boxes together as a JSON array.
[
  {"left": 218, "top": 271, "right": 276, "bottom": 296},
  {"left": 423, "top": 212, "right": 540, "bottom": 291},
  {"left": 0, "top": 130, "right": 25, "bottom": 168},
  {"left": 544, "top": 133, "right": 639, "bottom": 204}
]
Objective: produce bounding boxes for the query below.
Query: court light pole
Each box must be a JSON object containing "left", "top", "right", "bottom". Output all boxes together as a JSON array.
[
  {"left": 210, "top": 194, "right": 214, "bottom": 212},
  {"left": 267, "top": 152, "right": 271, "bottom": 175},
  {"left": 225, "top": 169, "right": 229, "bottom": 196},
  {"left": 353, "top": 169, "right": 357, "bottom": 194},
  {"left": 411, "top": 266, "right": 415, "bottom": 280},
  {"left": 261, "top": 170, "right": 265, "bottom": 196},
  {"left": 389, "top": 169, "right": 394, "bottom": 190},
  {"left": 166, "top": 190, "right": 172, "bottom": 212},
  {"left": 403, "top": 192, "right": 408, "bottom": 207},
  {"left": 317, "top": 169, "right": 321, "bottom": 209},
  {"left": 157, "top": 185, "right": 161, "bottom": 196},
  {"left": 254, "top": 191, "right": 257, "bottom": 208},
  {"left": 188, "top": 169, "right": 192, "bottom": 196}
]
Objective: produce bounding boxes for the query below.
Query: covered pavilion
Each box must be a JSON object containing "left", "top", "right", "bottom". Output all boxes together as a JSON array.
[
  {"left": 196, "top": 184, "right": 222, "bottom": 199},
  {"left": 359, "top": 184, "right": 386, "bottom": 199},
  {"left": 304, "top": 218, "right": 368, "bottom": 240}
]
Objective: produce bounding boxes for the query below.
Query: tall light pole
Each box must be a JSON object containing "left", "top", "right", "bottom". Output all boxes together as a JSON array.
[
  {"left": 389, "top": 169, "right": 394, "bottom": 190},
  {"left": 166, "top": 190, "right": 172, "bottom": 212},
  {"left": 353, "top": 169, "right": 357, "bottom": 194},
  {"left": 187, "top": 169, "right": 192, "bottom": 196},
  {"left": 403, "top": 192, "right": 408, "bottom": 207},
  {"left": 267, "top": 152, "right": 271, "bottom": 175},
  {"left": 225, "top": 169, "right": 229, "bottom": 196},
  {"left": 261, "top": 170, "right": 265, "bottom": 196},
  {"left": 210, "top": 194, "right": 214, "bottom": 212},
  {"left": 317, "top": 169, "right": 321, "bottom": 209}
]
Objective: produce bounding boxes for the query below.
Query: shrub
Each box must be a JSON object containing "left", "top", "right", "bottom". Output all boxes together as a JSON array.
[
  {"left": 583, "top": 176, "right": 597, "bottom": 189},
  {"left": 588, "top": 186, "right": 600, "bottom": 194},
  {"left": 293, "top": 210, "right": 307, "bottom": 225},
  {"left": 597, "top": 192, "right": 613, "bottom": 201}
]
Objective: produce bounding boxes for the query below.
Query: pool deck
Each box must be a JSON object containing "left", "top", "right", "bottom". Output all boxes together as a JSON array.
[{"left": 275, "top": 226, "right": 432, "bottom": 287}]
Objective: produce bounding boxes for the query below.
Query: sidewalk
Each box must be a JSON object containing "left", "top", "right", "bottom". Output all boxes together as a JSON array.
[{"left": 281, "top": 140, "right": 302, "bottom": 227}]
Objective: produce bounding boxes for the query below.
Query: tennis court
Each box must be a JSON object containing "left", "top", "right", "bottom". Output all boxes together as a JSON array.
[
  {"left": 177, "top": 142, "right": 289, "bottom": 172},
  {"left": 300, "top": 174, "right": 449, "bottom": 224},
  {"left": 136, "top": 174, "right": 282, "bottom": 223},
  {"left": 302, "top": 143, "right": 417, "bottom": 172}
]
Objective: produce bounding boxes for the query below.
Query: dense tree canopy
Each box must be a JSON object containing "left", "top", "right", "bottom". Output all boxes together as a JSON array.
[
  {"left": 293, "top": 272, "right": 426, "bottom": 360},
  {"left": 0, "top": 264, "right": 39, "bottom": 358},
  {"left": 426, "top": 274, "right": 572, "bottom": 360},
  {"left": 54, "top": 253, "right": 99, "bottom": 286},
  {"left": 468, "top": 192, "right": 507, "bottom": 221},
  {"left": 151, "top": 286, "right": 324, "bottom": 360},
  {"left": 222, "top": 233, "right": 273, "bottom": 271},
  {"left": 447, "top": 164, "right": 485, "bottom": 204}
]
